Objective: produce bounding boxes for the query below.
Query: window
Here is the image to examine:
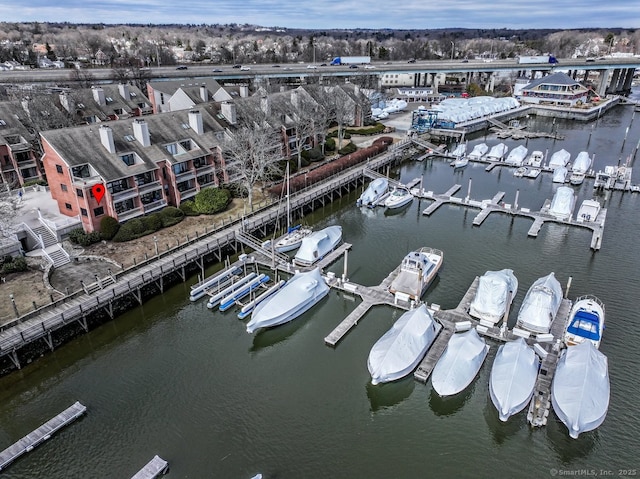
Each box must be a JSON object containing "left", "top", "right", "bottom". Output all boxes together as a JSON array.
[
  {"left": 124, "top": 135, "right": 135, "bottom": 142},
  {"left": 56, "top": 164, "right": 63, "bottom": 174},
  {"left": 80, "top": 208, "right": 88, "bottom": 217},
  {"left": 0, "top": 119, "right": 6, "bottom": 126},
  {"left": 120, "top": 153, "right": 135, "bottom": 166},
  {"left": 76, "top": 188, "right": 84, "bottom": 197},
  {"left": 94, "top": 206, "right": 104, "bottom": 216},
  {"left": 60, "top": 184, "right": 68, "bottom": 192},
  {"left": 165, "top": 143, "right": 178, "bottom": 155},
  {"left": 65, "top": 203, "right": 72, "bottom": 210}
]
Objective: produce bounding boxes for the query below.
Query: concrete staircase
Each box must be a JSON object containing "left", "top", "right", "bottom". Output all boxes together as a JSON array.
[{"left": 29, "top": 224, "right": 70, "bottom": 268}]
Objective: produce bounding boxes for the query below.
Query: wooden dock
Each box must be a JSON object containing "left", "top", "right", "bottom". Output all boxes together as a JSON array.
[
  {"left": 418, "top": 184, "right": 462, "bottom": 216},
  {"left": 0, "top": 401, "right": 87, "bottom": 472},
  {"left": 131, "top": 455, "right": 169, "bottom": 479}
]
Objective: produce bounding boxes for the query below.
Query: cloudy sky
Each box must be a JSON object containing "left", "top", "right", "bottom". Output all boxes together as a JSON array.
[{"left": 0, "top": 0, "right": 637, "bottom": 29}]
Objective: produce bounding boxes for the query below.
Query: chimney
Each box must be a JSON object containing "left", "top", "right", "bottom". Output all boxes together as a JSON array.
[
  {"left": 354, "top": 84, "right": 361, "bottom": 96},
  {"left": 92, "top": 86, "right": 106, "bottom": 106},
  {"left": 59, "top": 92, "right": 74, "bottom": 113},
  {"left": 118, "top": 83, "right": 130, "bottom": 100},
  {"left": 132, "top": 119, "right": 151, "bottom": 147},
  {"left": 260, "top": 95, "right": 270, "bottom": 115},
  {"left": 239, "top": 85, "right": 249, "bottom": 98},
  {"left": 220, "top": 102, "right": 237, "bottom": 125},
  {"left": 99, "top": 125, "right": 116, "bottom": 153},
  {"left": 188, "top": 110, "right": 204, "bottom": 134},
  {"left": 291, "top": 89, "right": 299, "bottom": 108},
  {"left": 199, "top": 85, "right": 208, "bottom": 102}
]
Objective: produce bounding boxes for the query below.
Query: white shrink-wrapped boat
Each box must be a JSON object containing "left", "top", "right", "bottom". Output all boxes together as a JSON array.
[
  {"left": 505, "top": 145, "right": 528, "bottom": 166},
  {"left": 357, "top": 177, "right": 389, "bottom": 207},
  {"left": 553, "top": 166, "right": 568, "bottom": 183},
  {"left": 245, "top": 268, "right": 329, "bottom": 334},
  {"left": 450, "top": 143, "right": 467, "bottom": 158},
  {"left": 572, "top": 151, "right": 592, "bottom": 174},
  {"left": 552, "top": 340, "right": 610, "bottom": 439},
  {"left": 469, "top": 269, "right": 518, "bottom": 325},
  {"left": 368, "top": 304, "right": 442, "bottom": 385},
  {"left": 516, "top": 273, "right": 563, "bottom": 334},
  {"left": 467, "top": 143, "right": 489, "bottom": 160},
  {"left": 549, "top": 186, "right": 576, "bottom": 220},
  {"left": 549, "top": 149, "right": 571, "bottom": 170},
  {"left": 294, "top": 226, "right": 342, "bottom": 266},
  {"left": 489, "top": 338, "right": 540, "bottom": 421},
  {"left": 486, "top": 143, "right": 508, "bottom": 161},
  {"left": 431, "top": 328, "right": 489, "bottom": 397},
  {"left": 389, "top": 247, "right": 443, "bottom": 301}
]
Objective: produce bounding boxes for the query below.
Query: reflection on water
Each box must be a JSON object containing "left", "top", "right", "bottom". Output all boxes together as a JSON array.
[
  {"left": 546, "top": 414, "right": 599, "bottom": 465},
  {"left": 483, "top": 398, "right": 528, "bottom": 445},
  {"left": 366, "top": 376, "right": 415, "bottom": 412},
  {"left": 249, "top": 313, "right": 312, "bottom": 352},
  {"left": 428, "top": 382, "right": 474, "bottom": 417}
]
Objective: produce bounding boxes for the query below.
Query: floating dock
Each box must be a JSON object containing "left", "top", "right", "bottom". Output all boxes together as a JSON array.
[
  {"left": 131, "top": 455, "right": 169, "bottom": 479},
  {"left": 0, "top": 401, "right": 87, "bottom": 472}
]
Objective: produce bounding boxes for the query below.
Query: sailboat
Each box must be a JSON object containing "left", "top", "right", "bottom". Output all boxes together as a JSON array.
[{"left": 273, "top": 164, "right": 312, "bottom": 253}]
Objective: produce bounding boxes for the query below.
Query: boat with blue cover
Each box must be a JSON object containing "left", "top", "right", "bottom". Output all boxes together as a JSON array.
[{"left": 563, "top": 295, "right": 605, "bottom": 349}]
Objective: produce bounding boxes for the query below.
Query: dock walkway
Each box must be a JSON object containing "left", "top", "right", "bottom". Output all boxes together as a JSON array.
[
  {"left": 131, "top": 455, "right": 169, "bottom": 479},
  {"left": 0, "top": 401, "right": 87, "bottom": 472}
]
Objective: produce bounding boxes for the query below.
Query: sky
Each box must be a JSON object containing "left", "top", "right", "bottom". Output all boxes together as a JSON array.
[{"left": 0, "top": 0, "right": 638, "bottom": 30}]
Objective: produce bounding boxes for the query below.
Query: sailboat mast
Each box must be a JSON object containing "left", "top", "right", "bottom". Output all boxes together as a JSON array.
[{"left": 286, "top": 163, "right": 291, "bottom": 231}]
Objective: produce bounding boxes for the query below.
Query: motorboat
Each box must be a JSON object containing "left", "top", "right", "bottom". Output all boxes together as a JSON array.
[
  {"left": 504, "top": 145, "right": 528, "bottom": 166},
  {"left": 563, "top": 295, "right": 605, "bottom": 349},
  {"left": 549, "top": 149, "right": 571, "bottom": 170},
  {"left": 384, "top": 187, "right": 413, "bottom": 209},
  {"left": 489, "top": 338, "right": 540, "bottom": 421},
  {"left": 452, "top": 156, "right": 469, "bottom": 168},
  {"left": 551, "top": 340, "right": 610, "bottom": 439},
  {"left": 569, "top": 171, "right": 586, "bottom": 185},
  {"left": 273, "top": 164, "right": 312, "bottom": 253},
  {"left": 467, "top": 143, "right": 488, "bottom": 161},
  {"left": 450, "top": 143, "right": 467, "bottom": 158},
  {"left": 389, "top": 247, "right": 444, "bottom": 301},
  {"left": 357, "top": 177, "right": 389, "bottom": 207},
  {"left": 469, "top": 269, "right": 518, "bottom": 326},
  {"left": 548, "top": 186, "right": 575, "bottom": 221},
  {"left": 526, "top": 168, "right": 541, "bottom": 179},
  {"left": 513, "top": 166, "right": 527, "bottom": 177},
  {"left": 516, "top": 272, "right": 563, "bottom": 334},
  {"left": 431, "top": 328, "right": 489, "bottom": 397},
  {"left": 294, "top": 226, "right": 342, "bottom": 266},
  {"left": 576, "top": 199, "right": 601, "bottom": 223},
  {"left": 569, "top": 151, "right": 591, "bottom": 185},
  {"left": 552, "top": 166, "right": 567, "bottom": 183},
  {"left": 486, "top": 143, "right": 508, "bottom": 161},
  {"left": 526, "top": 150, "right": 544, "bottom": 167},
  {"left": 245, "top": 268, "right": 329, "bottom": 333},
  {"left": 593, "top": 170, "right": 612, "bottom": 190},
  {"left": 368, "top": 304, "right": 442, "bottom": 385}
]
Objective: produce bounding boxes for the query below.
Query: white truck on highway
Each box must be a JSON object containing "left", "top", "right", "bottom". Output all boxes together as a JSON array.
[
  {"left": 330, "top": 56, "right": 371, "bottom": 65},
  {"left": 517, "top": 55, "right": 558, "bottom": 64}
]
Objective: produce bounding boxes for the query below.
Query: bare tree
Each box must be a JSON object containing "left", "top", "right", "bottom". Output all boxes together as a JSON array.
[
  {"left": 326, "top": 86, "right": 353, "bottom": 150},
  {"left": 276, "top": 89, "right": 318, "bottom": 170},
  {"left": 0, "top": 188, "right": 24, "bottom": 239}
]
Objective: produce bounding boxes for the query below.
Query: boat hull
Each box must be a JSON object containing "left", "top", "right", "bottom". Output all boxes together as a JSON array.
[
  {"left": 389, "top": 248, "right": 443, "bottom": 301},
  {"left": 469, "top": 269, "right": 518, "bottom": 325},
  {"left": 274, "top": 227, "right": 313, "bottom": 253},
  {"left": 516, "top": 272, "right": 563, "bottom": 334},
  {"left": 384, "top": 189, "right": 413, "bottom": 209},
  {"left": 563, "top": 296, "right": 605, "bottom": 349},
  {"left": 489, "top": 338, "right": 539, "bottom": 421},
  {"left": 357, "top": 178, "right": 389, "bottom": 207},
  {"left": 294, "top": 226, "right": 342, "bottom": 266}
]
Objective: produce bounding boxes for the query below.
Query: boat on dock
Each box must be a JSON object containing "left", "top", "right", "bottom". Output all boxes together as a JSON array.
[
  {"left": 238, "top": 279, "right": 286, "bottom": 320},
  {"left": 189, "top": 264, "right": 241, "bottom": 301},
  {"left": 207, "top": 272, "right": 259, "bottom": 309},
  {"left": 451, "top": 156, "right": 469, "bottom": 168},
  {"left": 486, "top": 143, "right": 508, "bottom": 161},
  {"left": 357, "top": 177, "right": 389, "bottom": 207},
  {"left": 505, "top": 145, "right": 528, "bottom": 166},
  {"left": 526, "top": 168, "right": 541, "bottom": 179},
  {"left": 549, "top": 149, "right": 571, "bottom": 170},
  {"left": 389, "top": 247, "right": 443, "bottom": 301},
  {"left": 468, "top": 269, "right": 518, "bottom": 326},
  {"left": 245, "top": 268, "right": 329, "bottom": 334},
  {"left": 516, "top": 272, "right": 563, "bottom": 334},
  {"left": 431, "top": 328, "right": 489, "bottom": 397},
  {"left": 367, "top": 304, "right": 441, "bottom": 385},
  {"left": 593, "top": 169, "right": 613, "bottom": 190},
  {"left": 467, "top": 143, "right": 488, "bottom": 161},
  {"left": 384, "top": 187, "right": 414, "bottom": 209},
  {"left": 219, "top": 273, "right": 270, "bottom": 312},
  {"left": 526, "top": 150, "right": 544, "bottom": 167},
  {"left": 513, "top": 166, "right": 527, "bottom": 177},
  {"left": 552, "top": 166, "right": 568, "bottom": 183},
  {"left": 576, "top": 199, "right": 601, "bottom": 223},
  {"left": 563, "top": 295, "right": 605, "bottom": 349},
  {"left": 272, "top": 164, "right": 312, "bottom": 253},
  {"left": 293, "top": 225, "right": 342, "bottom": 266},
  {"left": 450, "top": 143, "right": 467, "bottom": 158},
  {"left": 569, "top": 151, "right": 592, "bottom": 186},
  {"left": 489, "top": 338, "right": 539, "bottom": 422},
  {"left": 548, "top": 186, "right": 576, "bottom": 221},
  {"left": 551, "top": 340, "right": 610, "bottom": 439}
]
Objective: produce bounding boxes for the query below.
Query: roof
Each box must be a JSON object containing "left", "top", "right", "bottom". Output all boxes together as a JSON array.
[
  {"left": 41, "top": 109, "right": 226, "bottom": 182},
  {"left": 523, "top": 72, "right": 584, "bottom": 90},
  {"left": 0, "top": 101, "right": 36, "bottom": 145}
]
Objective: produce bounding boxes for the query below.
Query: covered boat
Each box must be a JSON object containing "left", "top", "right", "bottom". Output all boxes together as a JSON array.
[
  {"left": 489, "top": 338, "right": 539, "bottom": 421},
  {"left": 384, "top": 187, "right": 413, "bottom": 209},
  {"left": 505, "top": 145, "right": 528, "bottom": 166},
  {"left": 469, "top": 269, "right": 518, "bottom": 325},
  {"left": 467, "top": 143, "right": 488, "bottom": 160},
  {"left": 552, "top": 340, "right": 610, "bottom": 439},
  {"left": 294, "top": 225, "right": 342, "bottom": 266},
  {"left": 553, "top": 166, "right": 568, "bottom": 183},
  {"left": 572, "top": 151, "right": 592, "bottom": 174},
  {"left": 389, "top": 247, "right": 443, "bottom": 301},
  {"left": 452, "top": 156, "right": 469, "bottom": 168},
  {"left": 548, "top": 186, "right": 575, "bottom": 220},
  {"left": 245, "top": 268, "right": 329, "bottom": 334},
  {"left": 516, "top": 273, "right": 563, "bottom": 334},
  {"left": 431, "top": 328, "right": 489, "bottom": 397},
  {"left": 526, "top": 150, "right": 544, "bottom": 167},
  {"left": 486, "top": 143, "right": 508, "bottom": 161},
  {"left": 549, "top": 149, "right": 571, "bottom": 170},
  {"left": 368, "top": 304, "right": 441, "bottom": 385},
  {"left": 357, "top": 177, "right": 389, "bottom": 207},
  {"left": 576, "top": 199, "right": 601, "bottom": 223},
  {"left": 450, "top": 143, "right": 467, "bottom": 157},
  {"left": 563, "top": 295, "right": 605, "bottom": 349}
]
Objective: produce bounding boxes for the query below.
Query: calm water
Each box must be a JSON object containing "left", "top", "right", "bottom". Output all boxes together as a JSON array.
[{"left": 2, "top": 102, "right": 640, "bottom": 479}]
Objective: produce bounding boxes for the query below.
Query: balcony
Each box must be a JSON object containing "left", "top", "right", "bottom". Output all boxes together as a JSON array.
[
  {"left": 17, "top": 159, "right": 37, "bottom": 169},
  {"left": 1, "top": 163, "right": 15, "bottom": 172},
  {"left": 72, "top": 175, "right": 102, "bottom": 188},
  {"left": 197, "top": 176, "right": 216, "bottom": 188},
  {"left": 179, "top": 188, "right": 197, "bottom": 200},
  {"left": 111, "top": 188, "right": 139, "bottom": 202},
  {"left": 194, "top": 163, "right": 215, "bottom": 175},
  {"left": 137, "top": 180, "right": 162, "bottom": 193},
  {"left": 174, "top": 169, "right": 196, "bottom": 182},
  {"left": 116, "top": 206, "right": 143, "bottom": 222},
  {"left": 8, "top": 142, "right": 31, "bottom": 153},
  {"left": 143, "top": 199, "right": 167, "bottom": 213}
]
